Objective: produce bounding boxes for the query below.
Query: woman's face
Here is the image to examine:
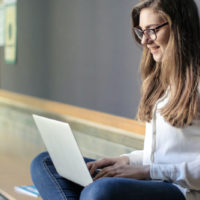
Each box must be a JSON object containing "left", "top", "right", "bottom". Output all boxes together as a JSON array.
[{"left": 139, "top": 8, "right": 170, "bottom": 63}]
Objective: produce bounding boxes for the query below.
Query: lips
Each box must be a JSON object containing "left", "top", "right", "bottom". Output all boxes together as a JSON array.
[{"left": 149, "top": 46, "right": 160, "bottom": 54}]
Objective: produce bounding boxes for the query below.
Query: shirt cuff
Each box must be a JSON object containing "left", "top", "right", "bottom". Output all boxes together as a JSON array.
[
  {"left": 150, "top": 163, "right": 172, "bottom": 181},
  {"left": 121, "top": 150, "right": 143, "bottom": 166}
]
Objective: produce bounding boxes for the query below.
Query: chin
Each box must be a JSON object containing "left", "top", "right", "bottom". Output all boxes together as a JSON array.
[{"left": 153, "top": 55, "right": 162, "bottom": 63}]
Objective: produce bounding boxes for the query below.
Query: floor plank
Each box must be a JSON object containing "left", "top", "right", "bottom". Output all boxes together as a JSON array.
[{"left": 0, "top": 153, "right": 42, "bottom": 200}]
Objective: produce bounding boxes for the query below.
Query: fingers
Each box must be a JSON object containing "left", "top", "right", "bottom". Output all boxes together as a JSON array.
[
  {"left": 93, "top": 165, "right": 119, "bottom": 181},
  {"left": 87, "top": 160, "right": 105, "bottom": 175},
  {"left": 87, "top": 158, "right": 116, "bottom": 175},
  {"left": 87, "top": 161, "right": 98, "bottom": 175},
  {"left": 90, "top": 163, "right": 149, "bottom": 181},
  {"left": 96, "top": 158, "right": 116, "bottom": 167},
  {"left": 93, "top": 167, "right": 111, "bottom": 181},
  {"left": 93, "top": 165, "right": 131, "bottom": 180}
]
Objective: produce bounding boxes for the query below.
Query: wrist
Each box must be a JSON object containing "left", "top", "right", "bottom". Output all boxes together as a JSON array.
[
  {"left": 142, "top": 165, "right": 150, "bottom": 179},
  {"left": 119, "top": 155, "right": 130, "bottom": 165}
]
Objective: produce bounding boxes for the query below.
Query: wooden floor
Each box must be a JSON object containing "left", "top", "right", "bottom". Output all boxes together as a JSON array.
[{"left": 0, "top": 152, "right": 42, "bottom": 200}]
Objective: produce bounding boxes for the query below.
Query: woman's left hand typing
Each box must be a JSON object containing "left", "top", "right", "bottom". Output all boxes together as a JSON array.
[{"left": 93, "top": 164, "right": 150, "bottom": 181}]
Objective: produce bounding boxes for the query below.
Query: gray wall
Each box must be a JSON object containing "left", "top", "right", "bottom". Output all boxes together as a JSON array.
[
  {"left": 46, "top": 0, "right": 141, "bottom": 118},
  {"left": 1, "top": 0, "right": 199, "bottom": 119},
  {"left": 0, "top": 0, "right": 141, "bottom": 119}
]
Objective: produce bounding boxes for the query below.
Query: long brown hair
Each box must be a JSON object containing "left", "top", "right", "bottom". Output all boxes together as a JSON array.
[{"left": 132, "top": 0, "right": 200, "bottom": 127}]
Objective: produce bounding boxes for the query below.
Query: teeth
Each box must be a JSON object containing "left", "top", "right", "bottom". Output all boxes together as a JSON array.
[{"left": 152, "top": 47, "right": 159, "bottom": 50}]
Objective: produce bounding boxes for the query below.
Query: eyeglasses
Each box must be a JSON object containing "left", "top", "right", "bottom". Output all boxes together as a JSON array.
[{"left": 134, "top": 22, "right": 169, "bottom": 41}]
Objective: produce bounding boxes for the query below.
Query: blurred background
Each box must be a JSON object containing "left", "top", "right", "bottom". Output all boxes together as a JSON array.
[
  {"left": 0, "top": 0, "right": 199, "bottom": 119},
  {"left": 0, "top": 0, "right": 142, "bottom": 119}
]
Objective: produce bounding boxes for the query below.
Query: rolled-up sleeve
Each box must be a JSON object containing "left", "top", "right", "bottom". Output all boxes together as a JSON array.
[
  {"left": 150, "top": 155, "right": 200, "bottom": 190},
  {"left": 122, "top": 150, "right": 144, "bottom": 166}
]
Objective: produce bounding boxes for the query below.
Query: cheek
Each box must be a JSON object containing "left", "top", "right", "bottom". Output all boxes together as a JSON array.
[
  {"left": 157, "top": 37, "right": 169, "bottom": 52},
  {"left": 161, "top": 32, "right": 170, "bottom": 49},
  {"left": 157, "top": 30, "right": 170, "bottom": 50}
]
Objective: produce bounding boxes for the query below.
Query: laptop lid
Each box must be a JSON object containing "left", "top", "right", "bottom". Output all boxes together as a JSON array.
[{"left": 33, "top": 114, "right": 93, "bottom": 187}]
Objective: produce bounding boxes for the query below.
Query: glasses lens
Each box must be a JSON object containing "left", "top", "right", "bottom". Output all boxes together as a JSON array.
[
  {"left": 146, "top": 30, "right": 156, "bottom": 40},
  {"left": 134, "top": 28, "right": 157, "bottom": 41},
  {"left": 134, "top": 28, "right": 143, "bottom": 40}
]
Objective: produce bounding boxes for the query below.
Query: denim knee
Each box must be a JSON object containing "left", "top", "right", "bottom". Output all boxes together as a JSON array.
[
  {"left": 30, "top": 151, "right": 49, "bottom": 181},
  {"left": 80, "top": 177, "right": 116, "bottom": 200}
]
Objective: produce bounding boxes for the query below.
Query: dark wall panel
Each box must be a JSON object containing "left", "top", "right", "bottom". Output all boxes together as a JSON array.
[{"left": 46, "top": 0, "right": 141, "bottom": 118}]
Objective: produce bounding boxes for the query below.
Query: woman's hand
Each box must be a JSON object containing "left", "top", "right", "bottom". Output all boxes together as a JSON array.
[
  {"left": 93, "top": 164, "right": 150, "bottom": 181},
  {"left": 87, "top": 156, "right": 129, "bottom": 176},
  {"left": 87, "top": 156, "right": 150, "bottom": 180}
]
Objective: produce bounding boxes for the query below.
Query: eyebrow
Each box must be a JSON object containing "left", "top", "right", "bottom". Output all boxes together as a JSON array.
[{"left": 139, "top": 23, "right": 160, "bottom": 29}]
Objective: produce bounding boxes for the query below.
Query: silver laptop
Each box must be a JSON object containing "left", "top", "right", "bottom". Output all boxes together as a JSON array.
[{"left": 33, "top": 114, "right": 93, "bottom": 187}]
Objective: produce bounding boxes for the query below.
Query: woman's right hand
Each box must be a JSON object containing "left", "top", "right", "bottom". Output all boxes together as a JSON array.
[{"left": 87, "top": 156, "right": 129, "bottom": 176}]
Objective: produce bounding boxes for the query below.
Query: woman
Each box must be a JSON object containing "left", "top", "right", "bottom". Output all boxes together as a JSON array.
[{"left": 31, "top": 0, "right": 200, "bottom": 199}]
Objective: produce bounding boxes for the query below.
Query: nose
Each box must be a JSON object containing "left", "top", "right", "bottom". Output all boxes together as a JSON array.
[
  {"left": 141, "top": 34, "right": 149, "bottom": 45},
  {"left": 141, "top": 34, "right": 152, "bottom": 45}
]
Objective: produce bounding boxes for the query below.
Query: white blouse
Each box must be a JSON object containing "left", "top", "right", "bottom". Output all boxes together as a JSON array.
[{"left": 125, "top": 84, "right": 200, "bottom": 200}]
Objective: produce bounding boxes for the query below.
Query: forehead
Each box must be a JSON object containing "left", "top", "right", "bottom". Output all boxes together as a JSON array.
[{"left": 139, "top": 8, "right": 164, "bottom": 28}]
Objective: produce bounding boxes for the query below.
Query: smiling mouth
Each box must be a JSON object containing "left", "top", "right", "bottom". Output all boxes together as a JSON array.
[{"left": 150, "top": 46, "right": 160, "bottom": 54}]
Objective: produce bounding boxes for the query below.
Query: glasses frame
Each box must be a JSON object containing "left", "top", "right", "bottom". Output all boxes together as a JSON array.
[{"left": 134, "top": 22, "right": 169, "bottom": 41}]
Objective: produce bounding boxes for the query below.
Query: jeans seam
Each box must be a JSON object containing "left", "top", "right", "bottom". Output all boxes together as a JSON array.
[{"left": 42, "top": 156, "right": 68, "bottom": 200}]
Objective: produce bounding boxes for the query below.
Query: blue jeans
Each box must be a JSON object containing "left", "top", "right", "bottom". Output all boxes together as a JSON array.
[{"left": 31, "top": 152, "right": 186, "bottom": 200}]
